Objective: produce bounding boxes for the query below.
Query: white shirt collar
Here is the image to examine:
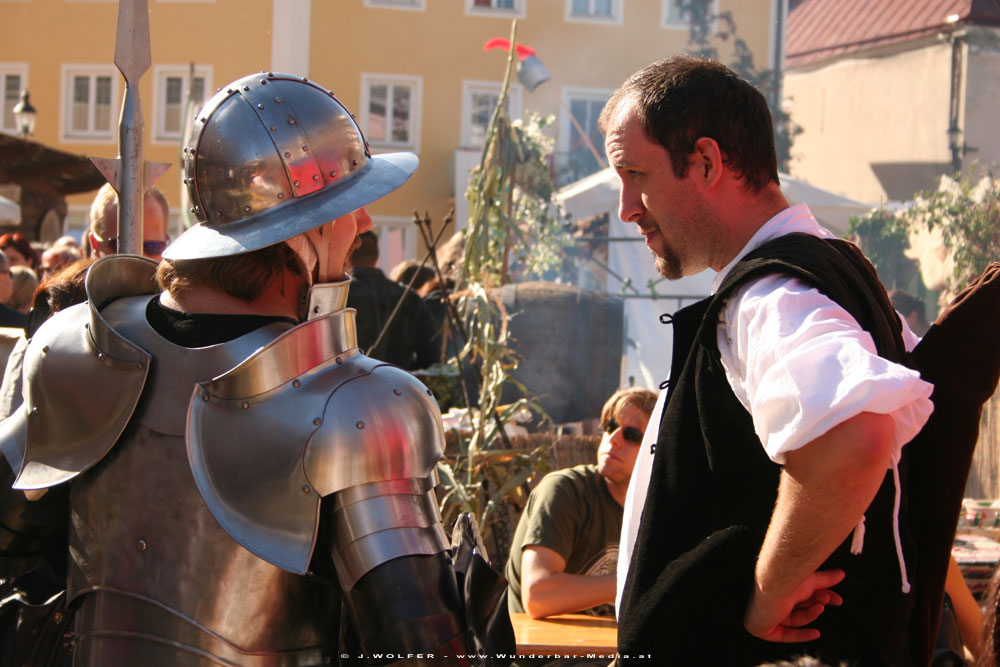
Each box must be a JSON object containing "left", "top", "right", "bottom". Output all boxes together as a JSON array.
[{"left": 711, "top": 203, "right": 835, "bottom": 294}]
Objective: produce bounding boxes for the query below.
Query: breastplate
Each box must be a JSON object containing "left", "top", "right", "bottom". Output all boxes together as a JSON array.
[{"left": 66, "top": 297, "right": 340, "bottom": 665}]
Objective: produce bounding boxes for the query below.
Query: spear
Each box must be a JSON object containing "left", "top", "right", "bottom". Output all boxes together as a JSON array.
[{"left": 90, "top": 0, "right": 169, "bottom": 256}]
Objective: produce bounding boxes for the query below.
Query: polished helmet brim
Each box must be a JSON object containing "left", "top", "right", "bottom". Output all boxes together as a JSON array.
[{"left": 163, "top": 151, "right": 417, "bottom": 260}]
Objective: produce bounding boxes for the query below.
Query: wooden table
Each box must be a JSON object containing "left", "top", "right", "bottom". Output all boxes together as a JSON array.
[{"left": 510, "top": 612, "right": 617, "bottom": 656}]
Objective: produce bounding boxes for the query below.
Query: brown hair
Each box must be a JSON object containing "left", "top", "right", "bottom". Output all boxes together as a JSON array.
[
  {"left": 599, "top": 386, "right": 658, "bottom": 432},
  {"left": 598, "top": 55, "right": 779, "bottom": 193},
  {"left": 156, "top": 242, "right": 307, "bottom": 302},
  {"left": 0, "top": 232, "right": 40, "bottom": 272}
]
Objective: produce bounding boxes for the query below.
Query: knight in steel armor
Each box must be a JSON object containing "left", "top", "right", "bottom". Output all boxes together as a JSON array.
[{"left": 0, "top": 72, "right": 510, "bottom": 666}]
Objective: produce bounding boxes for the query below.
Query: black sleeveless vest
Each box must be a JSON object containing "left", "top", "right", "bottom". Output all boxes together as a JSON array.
[{"left": 618, "top": 234, "right": 917, "bottom": 666}]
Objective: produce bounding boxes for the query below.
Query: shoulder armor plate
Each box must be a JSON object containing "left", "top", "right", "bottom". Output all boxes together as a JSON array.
[
  {"left": 0, "top": 255, "right": 157, "bottom": 489},
  {"left": 187, "top": 309, "right": 445, "bottom": 574}
]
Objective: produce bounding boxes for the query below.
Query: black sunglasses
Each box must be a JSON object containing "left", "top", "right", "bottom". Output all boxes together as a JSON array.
[
  {"left": 602, "top": 419, "right": 643, "bottom": 445},
  {"left": 97, "top": 234, "right": 168, "bottom": 256}
]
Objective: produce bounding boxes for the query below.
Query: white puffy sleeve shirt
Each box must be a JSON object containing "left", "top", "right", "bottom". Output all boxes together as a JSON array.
[{"left": 717, "top": 274, "right": 933, "bottom": 465}]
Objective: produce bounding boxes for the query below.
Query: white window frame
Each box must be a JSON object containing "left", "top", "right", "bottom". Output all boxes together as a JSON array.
[
  {"left": 661, "top": 0, "right": 718, "bottom": 30},
  {"left": 372, "top": 216, "right": 418, "bottom": 274},
  {"left": 465, "top": 0, "right": 525, "bottom": 19},
  {"left": 152, "top": 64, "right": 212, "bottom": 144},
  {"left": 559, "top": 86, "right": 612, "bottom": 183},
  {"left": 460, "top": 80, "right": 523, "bottom": 149},
  {"left": 363, "top": 0, "right": 426, "bottom": 10},
  {"left": 360, "top": 73, "right": 422, "bottom": 153},
  {"left": 0, "top": 64, "right": 28, "bottom": 136},
  {"left": 564, "top": 0, "right": 623, "bottom": 25},
  {"left": 60, "top": 64, "right": 120, "bottom": 143}
]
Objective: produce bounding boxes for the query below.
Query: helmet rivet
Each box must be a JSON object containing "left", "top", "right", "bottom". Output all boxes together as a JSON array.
[
  {"left": 190, "top": 207, "right": 196, "bottom": 213},
  {"left": 289, "top": 118, "right": 296, "bottom": 125},
  {"left": 200, "top": 118, "right": 206, "bottom": 123},
  {"left": 313, "top": 174, "right": 319, "bottom": 181},
  {"left": 277, "top": 193, "right": 285, "bottom": 199},
  {"left": 216, "top": 211, "right": 222, "bottom": 217},
  {"left": 244, "top": 206, "right": 251, "bottom": 212},
  {"left": 260, "top": 79, "right": 267, "bottom": 85},
  {"left": 302, "top": 145, "right": 308, "bottom": 151},
  {"left": 41, "top": 345, "right": 49, "bottom": 353},
  {"left": 190, "top": 149, "right": 197, "bottom": 155},
  {"left": 335, "top": 356, "right": 343, "bottom": 364},
  {"left": 275, "top": 97, "right": 282, "bottom": 103},
  {"left": 97, "top": 353, "right": 105, "bottom": 361},
  {"left": 302, "top": 485, "right": 311, "bottom": 494},
  {"left": 352, "top": 159, "right": 359, "bottom": 167},
  {"left": 30, "top": 406, "right": 38, "bottom": 415},
  {"left": 427, "top": 389, "right": 434, "bottom": 396},
  {"left": 330, "top": 170, "right": 337, "bottom": 177},
  {"left": 243, "top": 86, "right": 250, "bottom": 91},
  {"left": 241, "top": 401, "right": 249, "bottom": 409},
  {"left": 137, "top": 539, "right": 147, "bottom": 551},
  {"left": 226, "top": 88, "right": 233, "bottom": 94},
  {"left": 182, "top": 147, "right": 188, "bottom": 154},
  {"left": 293, "top": 180, "right": 300, "bottom": 187},
  {"left": 257, "top": 103, "right": 265, "bottom": 110},
  {"left": 292, "top": 379, "right": 301, "bottom": 388},
  {"left": 393, "top": 389, "right": 402, "bottom": 396},
  {"left": 356, "top": 421, "right": 365, "bottom": 430},
  {"left": 284, "top": 151, "right": 291, "bottom": 158},
  {"left": 201, "top": 391, "right": 210, "bottom": 401},
  {"left": 270, "top": 126, "right": 277, "bottom": 131},
  {"left": 268, "top": 72, "right": 274, "bottom": 77},
  {"left": 313, "top": 418, "right": 322, "bottom": 426}
]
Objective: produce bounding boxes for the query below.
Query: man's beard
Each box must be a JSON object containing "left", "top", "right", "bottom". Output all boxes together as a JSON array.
[{"left": 654, "top": 251, "right": 682, "bottom": 280}]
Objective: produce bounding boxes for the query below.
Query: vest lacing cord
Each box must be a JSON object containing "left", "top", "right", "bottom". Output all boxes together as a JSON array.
[{"left": 849, "top": 459, "right": 911, "bottom": 594}]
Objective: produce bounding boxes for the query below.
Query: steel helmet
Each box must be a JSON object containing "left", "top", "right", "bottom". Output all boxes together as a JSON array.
[{"left": 163, "top": 72, "right": 418, "bottom": 260}]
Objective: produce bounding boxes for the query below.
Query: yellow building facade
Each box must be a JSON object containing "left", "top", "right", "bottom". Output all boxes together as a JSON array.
[{"left": 1, "top": 0, "right": 779, "bottom": 265}]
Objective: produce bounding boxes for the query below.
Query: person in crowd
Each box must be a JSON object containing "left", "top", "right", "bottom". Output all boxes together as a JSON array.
[
  {"left": 0, "top": 72, "right": 504, "bottom": 664},
  {"left": 347, "top": 231, "right": 440, "bottom": 370},
  {"left": 601, "top": 56, "right": 934, "bottom": 664},
  {"left": 0, "top": 250, "right": 25, "bottom": 328},
  {"left": 86, "top": 182, "right": 170, "bottom": 261},
  {"left": 888, "top": 288, "right": 930, "bottom": 337},
  {"left": 7, "top": 265, "right": 37, "bottom": 314},
  {"left": 390, "top": 259, "right": 436, "bottom": 297},
  {"left": 506, "top": 386, "right": 657, "bottom": 619},
  {"left": 39, "top": 245, "right": 81, "bottom": 281},
  {"left": 0, "top": 233, "right": 39, "bottom": 273}
]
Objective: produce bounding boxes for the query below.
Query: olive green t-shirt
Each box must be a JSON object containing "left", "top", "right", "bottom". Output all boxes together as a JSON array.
[{"left": 505, "top": 464, "right": 623, "bottom": 616}]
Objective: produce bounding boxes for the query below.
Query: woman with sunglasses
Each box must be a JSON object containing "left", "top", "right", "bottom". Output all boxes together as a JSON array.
[{"left": 506, "top": 386, "right": 657, "bottom": 621}]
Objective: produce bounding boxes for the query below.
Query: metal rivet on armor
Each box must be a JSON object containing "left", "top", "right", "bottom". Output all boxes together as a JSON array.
[
  {"left": 84, "top": 323, "right": 89, "bottom": 329},
  {"left": 200, "top": 117, "right": 207, "bottom": 123},
  {"left": 244, "top": 206, "right": 251, "bottom": 212},
  {"left": 393, "top": 389, "right": 402, "bottom": 396},
  {"left": 97, "top": 353, "right": 105, "bottom": 361},
  {"left": 30, "top": 406, "right": 38, "bottom": 415},
  {"left": 312, "top": 174, "right": 319, "bottom": 181},
  {"left": 358, "top": 368, "right": 368, "bottom": 375},
  {"left": 190, "top": 149, "right": 196, "bottom": 155},
  {"left": 313, "top": 418, "right": 322, "bottom": 426},
  {"left": 260, "top": 79, "right": 267, "bottom": 85},
  {"left": 137, "top": 539, "right": 147, "bottom": 551},
  {"left": 426, "top": 389, "right": 434, "bottom": 396},
  {"left": 257, "top": 103, "right": 265, "bottom": 110},
  {"left": 312, "top": 305, "right": 320, "bottom": 314},
  {"left": 216, "top": 211, "right": 223, "bottom": 217},
  {"left": 136, "top": 361, "right": 143, "bottom": 369},
  {"left": 243, "top": 86, "right": 250, "bottom": 91},
  {"left": 352, "top": 159, "right": 359, "bottom": 167},
  {"left": 183, "top": 147, "right": 188, "bottom": 154},
  {"left": 268, "top": 72, "right": 274, "bottom": 77},
  {"left": 201, "top": 391, "right": 210, "bottom": 401},
  {"left": 241, "top": 401, "right": 249, "bottom": 409},
  {"left": 190, "top": 207, "right": 196, "bottom": 214},
  {"left": 335, "top": 356, "right": 343, "bottom": 364},
  {"left": 329, "top": 170, "right": 337, "bottom": 177},
  {"left": 284, "top": 151, "right": 291, "bottom": 158},
  {"left": 41, "top": 345, "right": 49, "bottom": 354},
  {"left": 302, "top": 485, "right": 311, "bottom": 494},
  {"left": 227, "top": 88, "right": 233, "bottom": 94},
  {"left": 293, "top": 180, "right": 300, "bottom": 187},
  {"left": 292, "top": 379, "right": 301, "bottom": 388},
  {"left": 302, "top": 144, "right": 308, "bottom": 151},
  {"left": 277, "top": 193, "right": 284, "bottom": 199},
  {"left": 356, "top": 421, "right": 365, "bottom": 430},
  {"left": 53, "top": 611, "right": 63, "bottom": 624},
  {"left": 271, "top": 125, "right": 278, "bottom": 131},
  {"left": 289, "top": 118, "right": 297, "bottom": 125},
  {"left": 275, "top": 97, "right": 282, "bottom": 103}
]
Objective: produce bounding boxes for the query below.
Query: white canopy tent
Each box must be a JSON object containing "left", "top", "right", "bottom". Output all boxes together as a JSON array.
[{"left": 556, "top": 168, "right": 877, "bottom": 389}]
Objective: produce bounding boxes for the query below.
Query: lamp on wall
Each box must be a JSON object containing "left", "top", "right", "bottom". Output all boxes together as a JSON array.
[{"left": 12, "top": 91, "right": 37, "bottom": 139}]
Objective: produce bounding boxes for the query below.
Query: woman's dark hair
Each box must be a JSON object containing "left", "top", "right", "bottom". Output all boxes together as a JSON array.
[{"left": 0, "top": 232, "right": 41, "bottom": 272}]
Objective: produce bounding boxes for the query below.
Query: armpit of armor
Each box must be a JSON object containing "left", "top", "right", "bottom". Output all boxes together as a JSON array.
[
  {"left": 188, "top": 304, "right": 449, "bottom": 577},
  {"left": 0, "top": 255, "right": 156, "bottom": 490}
]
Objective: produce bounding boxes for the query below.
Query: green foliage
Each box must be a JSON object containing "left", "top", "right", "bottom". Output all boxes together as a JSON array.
[
  {"left": 847, "top": 207, "right": 911, "bottom": 288},
  {"left": 436, "top": 24, "right": 567, "bottom": 544},
  {"left": 900, "top": 171, "right": 1000, "bottom": 290},
  {"left": 674, "top": 0, "right": 801, "bottom": 171}
]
